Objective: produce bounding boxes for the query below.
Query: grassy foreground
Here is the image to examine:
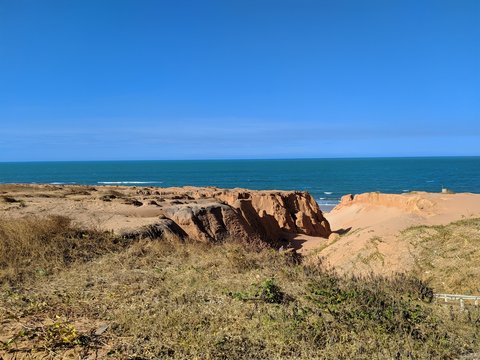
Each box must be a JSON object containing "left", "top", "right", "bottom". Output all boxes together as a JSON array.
[
  {"left": 401, "top": 217, "right": 480, "bottom": 295},
  {"left": 1, "top": 217, "right": 479, "bottom": 359}
]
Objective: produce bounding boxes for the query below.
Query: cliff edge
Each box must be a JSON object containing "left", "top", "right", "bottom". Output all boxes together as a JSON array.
[{"left": 0, "top": 184, "right": 331, "bottom": 244}]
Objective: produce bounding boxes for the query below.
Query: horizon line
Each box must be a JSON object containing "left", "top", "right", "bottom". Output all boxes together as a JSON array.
[{"left": 1, "top": 155, "right": 480, "bottom": 164}]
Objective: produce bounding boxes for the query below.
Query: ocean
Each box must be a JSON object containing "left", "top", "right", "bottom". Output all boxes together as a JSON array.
[{"left": 1, "top": 157, "right": 479, "bottom": 211}]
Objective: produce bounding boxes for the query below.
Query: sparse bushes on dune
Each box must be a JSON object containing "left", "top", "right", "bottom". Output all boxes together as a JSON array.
[
  {"left": 0, "top": 215, "right": 126, "bottom": 284},
  {"left": 402, "top": 217, "right": 480, "bottom": 294},
  {"left": 0, "top": 217, "right": 479, "bottom": 359}
]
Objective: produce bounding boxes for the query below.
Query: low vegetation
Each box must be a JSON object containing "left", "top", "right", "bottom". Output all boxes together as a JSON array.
[
  {"left": 402, "top": 217, "right": 480, "bottom": 294},
  {"left": 1, "top": 216, "right": 479, "bottom": 359},
  {"left": 0, "top": 216, "right": 126, "bottom": 284},
  {"left": 0, "top": 196, "right": 26, "bottom": 208}
]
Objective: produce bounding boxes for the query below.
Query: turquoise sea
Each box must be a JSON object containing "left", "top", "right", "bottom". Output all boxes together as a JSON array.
[{"left": 1, "top": 157, "right": 479, "bottom": 211}]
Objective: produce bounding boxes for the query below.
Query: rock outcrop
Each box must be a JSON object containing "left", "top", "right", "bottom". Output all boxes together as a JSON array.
[
  {"left": 121, "top": 218, "right": 188, "bottom": 240},
  {"left": 158, "top": 188, "right": 332, "bottom": 243},
  {"left": 163, "top": 203, "right": 259, "bottom": 242},
  {"left": 0, "top": 184, "right": 332, "bottom": 245},
  {"left": 217, "top": 190, "right": 331, "bottom": 239}
]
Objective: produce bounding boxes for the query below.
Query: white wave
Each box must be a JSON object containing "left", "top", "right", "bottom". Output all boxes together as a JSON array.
[
  {"left": 316, "top": 198, "right": 340, "bottom": 212},
  {"left": 316, "top": 199, "right": 340, "bottom": 205},
  {"left": 324, "top": 191, "right": 333, "bottom": 195},
  {"left": 402, "top": 189, "right": 409, "bottom": 192},
  {"left": 98, "top": 181, "right": 161, "bottom": 184}
]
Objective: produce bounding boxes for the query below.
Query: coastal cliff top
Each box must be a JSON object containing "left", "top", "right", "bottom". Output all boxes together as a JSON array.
[{"left": 0, "top": 184, "right": 331, "bottom": 245}]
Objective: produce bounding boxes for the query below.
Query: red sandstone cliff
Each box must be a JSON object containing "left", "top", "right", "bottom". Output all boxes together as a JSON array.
[{"left": 0, "top": 185, "right": 331, "bottom": 244}]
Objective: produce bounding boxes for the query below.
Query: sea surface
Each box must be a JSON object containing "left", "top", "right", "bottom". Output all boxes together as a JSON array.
[{"left": 1, "top": 157, "right": 479, "bottom": 211}]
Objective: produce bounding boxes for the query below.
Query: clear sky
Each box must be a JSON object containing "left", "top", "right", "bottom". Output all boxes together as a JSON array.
[{"left": 1, "top": 0, "right": 479, "bottom": 161}]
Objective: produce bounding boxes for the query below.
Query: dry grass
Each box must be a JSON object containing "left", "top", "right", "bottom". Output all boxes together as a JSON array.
[
  {"left": 402, "top": 217, "right": 480, "bottom": 294},
  {"left": 0, "top": 216, "right": 126, "bottom": 284},
  {"left": 1, "top": 217, "right": 480, "bottom": 359}
]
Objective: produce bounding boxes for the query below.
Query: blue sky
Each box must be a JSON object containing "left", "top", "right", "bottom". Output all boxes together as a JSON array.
[{"left": 0, "top": 0, "right": 479, "bottom": 161}]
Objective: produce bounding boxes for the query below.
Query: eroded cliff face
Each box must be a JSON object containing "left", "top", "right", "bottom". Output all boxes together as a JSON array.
[
  {"left": 333, "top": 192, "right": 436, "bottom": 214},
  {"left": 217, "top": 190, "right": 331, "bottom": 239},
  {"left": 157, "top": 188, "right": 332, "bottom": 242},
  {"left": 163, "top": 202, "right": 259, "bottom": 243},
  {"left": 0, "top": 185, "right": 331, "bottom": 245}
]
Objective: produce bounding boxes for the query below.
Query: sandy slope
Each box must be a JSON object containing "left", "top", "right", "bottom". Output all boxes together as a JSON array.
[{"left": 306, "top": 192, "right": 480, "bottom": 274}]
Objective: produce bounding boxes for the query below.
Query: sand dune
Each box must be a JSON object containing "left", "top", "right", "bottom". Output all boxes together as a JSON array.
[{"left": 308, "top": 192, "right": 480, "bottom": 274}]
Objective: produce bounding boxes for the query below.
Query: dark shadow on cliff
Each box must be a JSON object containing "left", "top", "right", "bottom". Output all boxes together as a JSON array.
[
  {"left": 288, "top": 238, "right": 307, "bottom": 251},
  {"left": 333, "top": 227, "right": 352, "bottom": 235}
]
